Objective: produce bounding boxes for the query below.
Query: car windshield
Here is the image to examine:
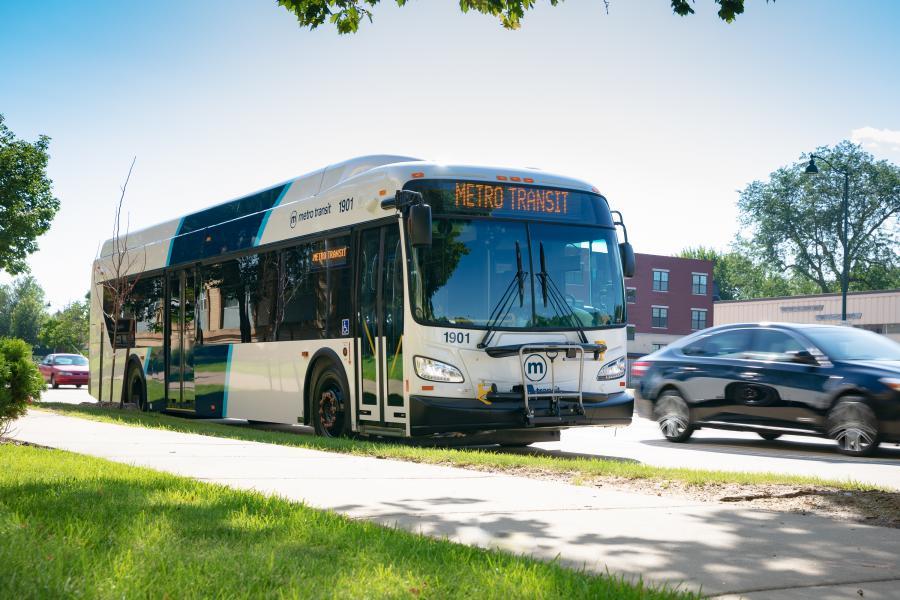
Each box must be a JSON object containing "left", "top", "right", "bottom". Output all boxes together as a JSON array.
[
  {"left": 54, "top": 355, "right": 88, "bottom": 366},
  {"left": 802, "top": 327, "right": 900, "bottom": 361},
  {"left": 408, "top": 219, "right": 625, "bottom": 329}
]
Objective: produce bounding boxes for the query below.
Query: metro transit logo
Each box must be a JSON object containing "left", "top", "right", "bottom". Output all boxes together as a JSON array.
[{"left": 523, "top": 354, "right": 548, "bottom": 382}]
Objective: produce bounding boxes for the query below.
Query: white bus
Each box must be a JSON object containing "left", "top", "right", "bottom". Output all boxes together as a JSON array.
[{"left": 90, "top": 155, "right": 635, "bottom": 444}]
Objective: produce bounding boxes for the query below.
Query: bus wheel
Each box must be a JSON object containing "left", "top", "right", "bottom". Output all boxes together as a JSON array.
[
  {"left": 311, "top": 363, "right": 348, "bottom": 438},
  {"left": 126, "top": 365, "right": 147, "bottom": 411}
]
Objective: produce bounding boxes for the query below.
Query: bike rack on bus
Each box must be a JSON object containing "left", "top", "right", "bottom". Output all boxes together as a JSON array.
[{"left": 517, "top": 343, "right": 585, "bottom": 425}]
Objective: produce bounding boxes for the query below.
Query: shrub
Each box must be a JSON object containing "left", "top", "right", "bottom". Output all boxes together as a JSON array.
[{"left": 0, "top": 338, "right": 45, "bottom": 437}]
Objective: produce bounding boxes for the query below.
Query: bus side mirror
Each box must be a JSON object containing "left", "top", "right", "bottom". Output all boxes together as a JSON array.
[
  {"left": 620, "top": 242, "right": 635, "bottom": 278},
  {"left": 408, "top": 203, "right": 432, "bottom": 247}
]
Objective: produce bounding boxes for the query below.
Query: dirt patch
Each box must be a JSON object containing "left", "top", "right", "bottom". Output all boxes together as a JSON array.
[
  {"left": 605, "top": 477, "right": 900, "bottom": 528},
  {"left": 0, "top": 438, "right": 55, "bottom": 450},
  {"left": 453, "top": 463, "right": 900, "bottom": 528}
]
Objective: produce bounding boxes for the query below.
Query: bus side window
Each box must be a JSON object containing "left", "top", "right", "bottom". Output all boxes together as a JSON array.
[{"left": 279, "top": 242, "right": 326, "bottom": 341}]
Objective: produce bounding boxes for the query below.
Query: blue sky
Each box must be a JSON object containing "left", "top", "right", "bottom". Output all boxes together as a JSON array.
[{"left": 2, "top": 0, "right": 899, "bottom": 308}]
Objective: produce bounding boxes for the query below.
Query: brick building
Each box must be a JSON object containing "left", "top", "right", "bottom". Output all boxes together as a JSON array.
[{"left": 625, "top": 253, "right": 715, "bottom": 357}]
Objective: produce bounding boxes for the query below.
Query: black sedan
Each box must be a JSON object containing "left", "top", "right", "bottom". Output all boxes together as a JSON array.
[{"left": 634, "top": 323, "right": 900, "bottom": 456}]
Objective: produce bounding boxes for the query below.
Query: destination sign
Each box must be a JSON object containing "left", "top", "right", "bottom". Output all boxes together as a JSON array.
[
  {"left": 454, "top": 183, "right": 569, "bottom": 216},
  {"left": 403, "top": 179, "right": 613, "bottom": 226},
  {"left": 312, "top": 246, "right": 348, "bottom": 265}
]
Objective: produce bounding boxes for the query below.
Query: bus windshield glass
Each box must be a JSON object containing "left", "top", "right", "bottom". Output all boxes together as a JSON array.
[{"left": 409, "top": 218, "right": 625, "bottom": 329}]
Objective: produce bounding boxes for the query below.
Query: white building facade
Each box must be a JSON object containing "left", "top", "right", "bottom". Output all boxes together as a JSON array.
[{"left": 714, "top": 289, "right": 900, "bottom": 342}]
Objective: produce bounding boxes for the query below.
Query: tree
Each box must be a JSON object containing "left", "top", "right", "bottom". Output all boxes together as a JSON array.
[
  {"left": 0, "top": 284, "right": 12, "bottom": 338},
  {"left": 677, "top": 245, "right": 816, "bottom": 301},
  {"left": 0, "top": 338, "right": 44, "bottom": 438},
  {"left": 738, "top": 141, "right": 900, "bottom": 295},
  {"left": 40, "top": 298, "right": 89, "bottom": 354},
  {"left": 96, "top": 158, "right": 145, "bottom": 405},
  {"left": 0, "top": 114, "right": 60, "bottom": 275},
  {"left": 7, "top": 276, "right": 47, "bottom": 348},
  {"left": 277, "top": 0, "right": 763, "bottom": 34}
]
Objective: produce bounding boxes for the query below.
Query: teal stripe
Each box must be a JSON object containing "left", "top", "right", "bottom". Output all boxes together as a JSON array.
[
  {"left": 222, "top": 344, "right": 233, "bottom": 417},
  {"left": 143, "top": 348, "right": 151, "bottom": 375},
  {"left": 254, "top": 182, "right": 292, "bottom": 246},
  {"left": 165, "top": 217, "right": 185, "bottom": 267}
]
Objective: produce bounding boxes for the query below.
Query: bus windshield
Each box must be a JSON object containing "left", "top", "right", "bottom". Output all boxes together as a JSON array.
[{"left": 409, "top": 218, "right": 625, "bottom": 330}]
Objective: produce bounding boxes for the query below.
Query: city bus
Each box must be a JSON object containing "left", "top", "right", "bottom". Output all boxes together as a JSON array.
[{"left": 90, "top": 155, "right": 635, "bottom": 445}]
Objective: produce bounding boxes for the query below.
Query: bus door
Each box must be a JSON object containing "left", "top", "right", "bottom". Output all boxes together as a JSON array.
[
  {"left": 356, "top": 224, "right": 406, "bottom": 430},
  {"left": 166, "top": 268, "right": 196, "bottom": 412}
]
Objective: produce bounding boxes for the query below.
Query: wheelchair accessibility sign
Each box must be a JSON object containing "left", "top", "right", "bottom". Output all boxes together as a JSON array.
[{"left": 341, "top": 318, "right": 350, "bottom": 336}]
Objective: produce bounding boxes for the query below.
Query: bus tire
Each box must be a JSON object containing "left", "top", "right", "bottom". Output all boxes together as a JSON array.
[
  {"left": 125, "top": 364, "right": 148, "bottom": 412},
  {"left": 310, "top": 362, "right": 350, "bottom": 438}
]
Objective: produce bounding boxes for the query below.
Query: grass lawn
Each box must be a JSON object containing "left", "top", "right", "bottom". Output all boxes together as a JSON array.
[
  {"left": 37, "top": 402, "right": 878, "bottom": 491},
  {"left": 0, "top": 443, "right": 693, "bottom": 599}
]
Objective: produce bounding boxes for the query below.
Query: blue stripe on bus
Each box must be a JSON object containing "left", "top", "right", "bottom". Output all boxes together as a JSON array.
[
  {"left": 222, "top": 344, "right": 233, "bottom": 418},
  {"left": 167, "top": 183, "right": 288, "bottom": 267},
  {"left": 165, "top": 217, "right": 185, "bottom": 267},
  {"left": 253, "top": 181, "right": 293, "bottom": 246}
]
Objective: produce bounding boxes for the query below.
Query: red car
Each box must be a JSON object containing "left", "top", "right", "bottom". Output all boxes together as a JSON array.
[{"left": 39, "top": 353, "right": 89, "bottom": 388}]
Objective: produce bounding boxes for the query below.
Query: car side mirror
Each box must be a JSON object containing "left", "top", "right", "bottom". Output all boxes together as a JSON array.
[
  {"left": 787, "top": 350, "right": 818, "bottom": 366},
  {"left": 619, "top": 241, "right": 635, "bottom": 278}
]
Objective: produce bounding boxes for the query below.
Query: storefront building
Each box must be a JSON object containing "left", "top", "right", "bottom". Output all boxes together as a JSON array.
[{"left": 714, "top": 289, "right": 900, "bottom": 342}]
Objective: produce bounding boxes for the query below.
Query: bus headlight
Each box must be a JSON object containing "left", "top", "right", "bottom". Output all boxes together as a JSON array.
[
  {"left": 597, "top": 357, "right": 625, "bottom": 381},
  {"left": 414, "top": 356, "right": 464, "bottom": 383}
]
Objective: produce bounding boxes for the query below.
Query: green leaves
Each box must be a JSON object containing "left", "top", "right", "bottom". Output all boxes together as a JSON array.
[
  {"left": 0, "top": 115, "right": 60, "bottom": 275},
  {"left": 0, "top": 338, "right": 44, "bottom": 435},
  {"left": 40, "top": 299, "right": 90, "bottom": 355},
  {"left": 278, "top": 0, "right": 759, "bottom": 34},
  {"left": 737, "top": 141, "right": 900, "bottom": 295}
]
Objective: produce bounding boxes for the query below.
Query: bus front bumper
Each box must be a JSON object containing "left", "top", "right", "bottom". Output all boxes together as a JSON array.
[{"left": 408, "top": 391, "right": 633, "bottom": 436}]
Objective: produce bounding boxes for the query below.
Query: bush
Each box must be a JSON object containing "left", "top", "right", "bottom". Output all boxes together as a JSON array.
[{"left": 0, "top": 338, "right": 45, "bottom": 437}]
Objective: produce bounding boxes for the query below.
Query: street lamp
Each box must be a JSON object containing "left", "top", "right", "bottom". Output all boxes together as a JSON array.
[{"left": 803, "top": 154, "right": 851, "bottom": 323}]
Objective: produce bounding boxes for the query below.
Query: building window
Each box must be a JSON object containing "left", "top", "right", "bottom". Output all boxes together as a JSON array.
[
  {"left": 651, "top": 306, "right": 668, "bottom": 328},
  {"left": 651, "top": 343, "right": 667, "bottom": 351},
  {"left": 691, "top": 309, "right": 707, "bottom": 330},
  {"left": 627, "top": 324, "right": 635, "bottom": 341},
  {"left": 626, "top": 287, "right": 636, "bottom": 304},
  {"left": 652, "top": 269, "right": 669, "bottom": 292},
  {"left": 692, "top": 273, "right": 708, "bottom": 295}
]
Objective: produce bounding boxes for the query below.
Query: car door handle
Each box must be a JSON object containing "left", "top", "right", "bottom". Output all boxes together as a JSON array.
[{"left": 739, "top": 371, "right": 759, "bottom": 380}]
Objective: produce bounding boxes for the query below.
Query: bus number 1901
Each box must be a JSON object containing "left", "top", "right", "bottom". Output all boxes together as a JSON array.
[
  {"left": 339, "top": 197, "right": 353, "bottom": 213},
  {"left": 443, "top": 331, "right": 470, "bottom": 344}
]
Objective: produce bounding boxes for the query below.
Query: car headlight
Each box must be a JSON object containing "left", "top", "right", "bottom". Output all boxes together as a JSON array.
[
  {"left": 414, "top": 356, "right": 464, "bottom": 383},
  {"left": 597, "top": 357, "right": 626, "bottom": 381},
  {"left": 881, "top": 378, "right": 900, "bottom": 392}
]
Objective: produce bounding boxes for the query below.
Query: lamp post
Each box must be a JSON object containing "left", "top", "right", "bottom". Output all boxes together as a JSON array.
[{"left": 803, "top": 154, "right": 850, "bottom": 323}]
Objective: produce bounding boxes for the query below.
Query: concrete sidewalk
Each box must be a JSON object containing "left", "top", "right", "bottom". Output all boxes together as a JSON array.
[{"left": 9, "top": 410, "right": 900, "bottom": 599}]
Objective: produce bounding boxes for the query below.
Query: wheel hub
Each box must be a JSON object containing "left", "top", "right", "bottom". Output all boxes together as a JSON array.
[{"left": 319, "top": 389, "right": 339, "bottom": 432}]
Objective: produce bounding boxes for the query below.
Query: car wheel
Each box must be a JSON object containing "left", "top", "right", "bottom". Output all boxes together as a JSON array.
[
  {"left": 828, "top": 397, "right": 879, "bottom": 457},
  {"left": 76, "top": 384, "right": 82, "bottom": 388},
  {"left": 758, "top": 432, "right": 782, "bottom": 441},
  {"left": 311, "top": 362, "right": 349, "bottom": 438},
  {"left": 51, "top": 375, "right": 59, "bottom": 389},
  {"left": 654, "top": 389, "right": 694, "bottom": 443}
]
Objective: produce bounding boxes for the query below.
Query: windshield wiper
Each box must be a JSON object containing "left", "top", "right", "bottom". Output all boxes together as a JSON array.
[
  {"left": 537, "top": 243, "right": 588, "bottom": 343},
  {"left": 478, "top": 241, "right": 527, "bottom": 349}
]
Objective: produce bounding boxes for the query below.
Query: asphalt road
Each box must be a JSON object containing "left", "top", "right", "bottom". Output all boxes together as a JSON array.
[{"left": 41, "top": 386, "right": 900, "bottom": 490}]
